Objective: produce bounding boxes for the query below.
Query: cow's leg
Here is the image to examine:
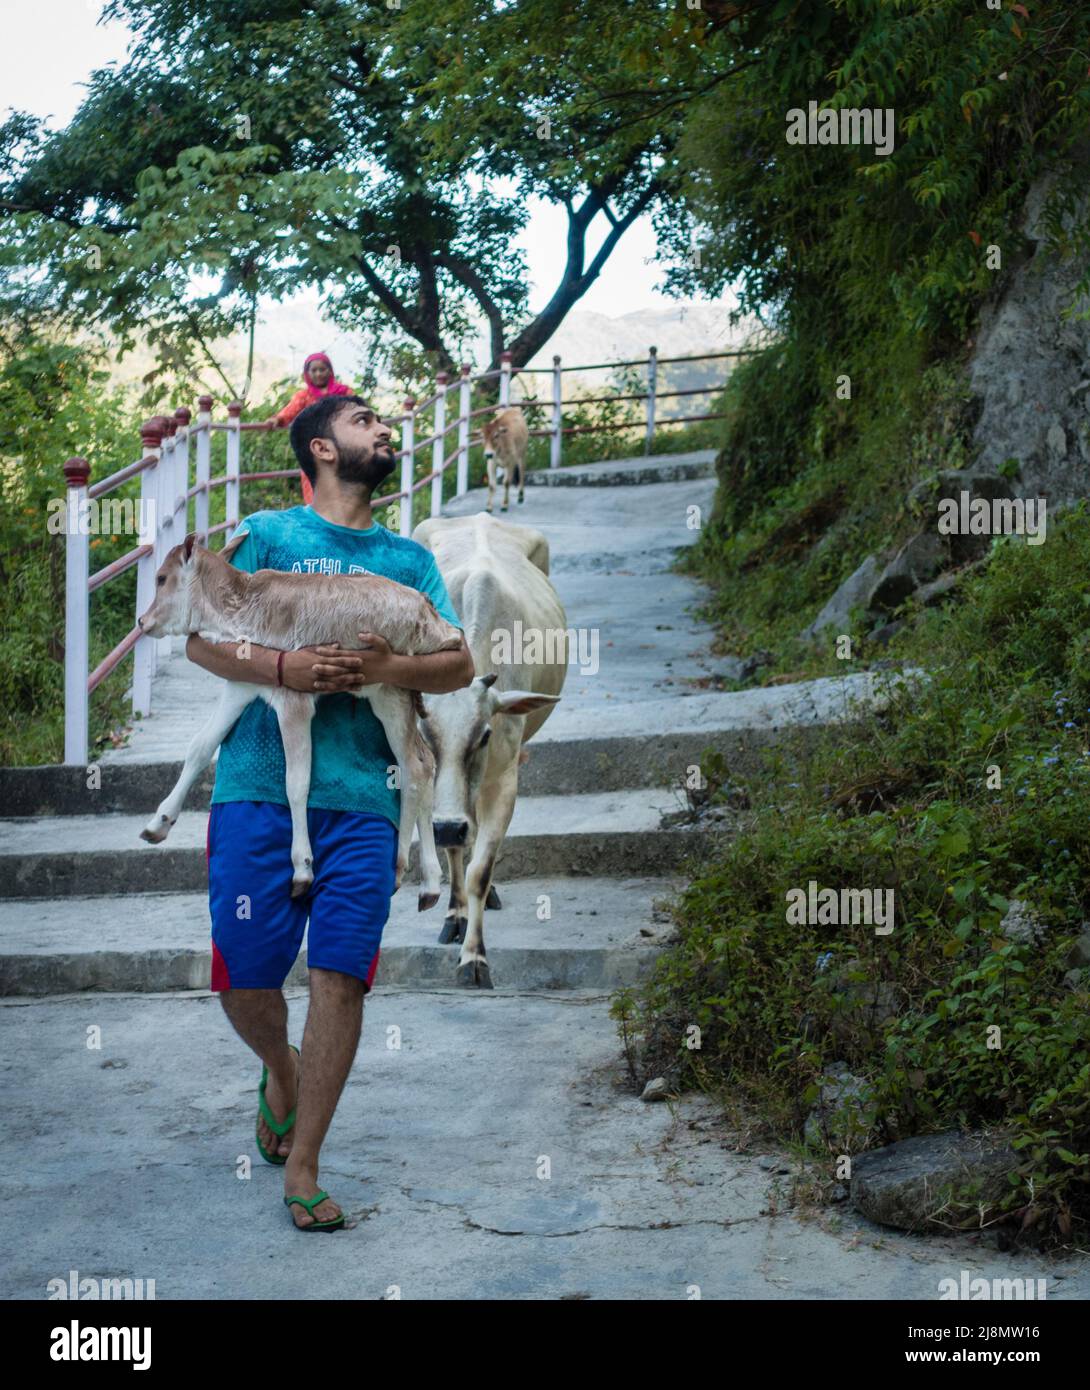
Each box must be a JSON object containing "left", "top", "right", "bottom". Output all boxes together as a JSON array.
[
  {"left": 141, "top": 681, "right": 259, "bottom": 843},
  {"left": 485, "top": 456, "right": 495, "bottom": 514},
  {"left": 271, "top": 690, "right": 317, "bottom": 898},
  {"left": 457, "top": 761, "right": 519, "bottom": 989},
  {"left": 439, "top": 845, "right": 468, "bottom": 944},
  {"left": 516, "top": 456, "right": 525, "bottom": 505},
  {"left": 367, "top": 687, "right": 441, "bottom": 911},
  {"left": 501, "top": 456, "right": 511, "bottom": 512}
]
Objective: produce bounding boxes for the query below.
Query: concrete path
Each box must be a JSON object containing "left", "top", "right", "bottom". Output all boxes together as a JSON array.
[{"left": 3, "top": 990, "right": 1083, "bottom": 1301}]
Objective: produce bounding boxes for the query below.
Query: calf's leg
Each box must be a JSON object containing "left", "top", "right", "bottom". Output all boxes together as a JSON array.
[
  {"left": 271, "top": 690, "right": 318, "bottom": 898},
  {"left": 141, "top": 681, "right": 261, "bottom": 843}
]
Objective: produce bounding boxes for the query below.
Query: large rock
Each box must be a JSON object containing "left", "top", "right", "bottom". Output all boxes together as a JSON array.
[
  {"left": 907, "top": 469, "right": 1017, "bottom": 564},
  {"left": 968, "top": 157, "right": 1090, "bottom": 511},
  {"left": 868, "top": 531, "right": 948, "bottom": 613},
  {"left": 800, "top": 555, "right": 881, "bottom": 639},
  {"left": 851, "top": 1132, "right": 1018, "bottom": 1232}
]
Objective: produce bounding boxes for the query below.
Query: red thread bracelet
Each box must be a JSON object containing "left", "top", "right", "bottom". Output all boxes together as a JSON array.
[{"left": 276, "top": 650, "right": 286, "bottom": 687}]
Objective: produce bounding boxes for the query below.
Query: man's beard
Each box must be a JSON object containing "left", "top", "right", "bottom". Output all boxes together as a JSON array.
[{"left": 335, "top": 442, "right": 397, "bottom": 490}]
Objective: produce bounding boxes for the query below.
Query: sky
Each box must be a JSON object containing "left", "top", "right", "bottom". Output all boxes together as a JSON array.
[{"left": 1, "top": 0, "right": 691, "bottom": 320}]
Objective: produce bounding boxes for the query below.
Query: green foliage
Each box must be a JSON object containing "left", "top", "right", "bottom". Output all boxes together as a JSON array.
[
  {"left": 0, "top": 331, "right": 143, "bottom": 764},
  {"left": 628, "top": 510, "right": 1090, "bottom": 1240}
]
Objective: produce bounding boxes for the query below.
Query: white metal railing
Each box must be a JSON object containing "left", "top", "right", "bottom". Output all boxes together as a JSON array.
[{"left": 61, "top": 344, "right": 748, "bottom": 761}]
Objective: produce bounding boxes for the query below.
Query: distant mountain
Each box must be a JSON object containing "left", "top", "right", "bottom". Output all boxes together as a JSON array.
[{"left": 100, "top": 292, "right": 764, "bottom": 413}]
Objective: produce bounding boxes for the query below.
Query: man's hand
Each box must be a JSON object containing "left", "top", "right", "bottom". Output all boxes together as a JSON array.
[
  {"left": 277, "top": 639, "right": 387, "bottom": 693},
  {"left": 285, "top": 635, "right": 398, "bottom": 693}
]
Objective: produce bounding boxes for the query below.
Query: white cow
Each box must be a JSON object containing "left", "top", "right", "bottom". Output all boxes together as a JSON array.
[
  {"left": 411, "top": 512, "right": 567, "bottom": 987},
  {"left": 136, "top": 531, "right": 461, "bottom": 909}
]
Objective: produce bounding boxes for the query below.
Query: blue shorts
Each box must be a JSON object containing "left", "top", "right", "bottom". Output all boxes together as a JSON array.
[{"left": 207, "top": 801, "right": 399, "bottom": 992}]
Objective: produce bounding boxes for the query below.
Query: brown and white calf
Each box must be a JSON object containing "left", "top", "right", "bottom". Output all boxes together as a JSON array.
[
  {"left": 481, "top": 407, "right": 528, "bottom": 513},
  {"left": 411, "top": 513, "right": 566, "bottom": 987},
  {"left": 136, "top": 531, "right": 461, "bottom": 908}
]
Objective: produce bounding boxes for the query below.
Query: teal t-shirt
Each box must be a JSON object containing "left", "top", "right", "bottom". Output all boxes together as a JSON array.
[{"left": 210, "top": 506, "right": 462, "bottom": 828}]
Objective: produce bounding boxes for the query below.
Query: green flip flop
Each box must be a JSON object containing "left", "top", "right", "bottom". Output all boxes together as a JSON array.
[
  {"left": 256, "top": 1044, "right": 300, "bottom": 1166},
  {"left": 284, "top": 1190, "right": 346, "bottom": 1232}
]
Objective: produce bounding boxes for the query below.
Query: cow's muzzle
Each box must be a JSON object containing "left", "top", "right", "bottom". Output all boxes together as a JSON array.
[{"left": 433, "top": 818, "right": 470, "bottom": 848}]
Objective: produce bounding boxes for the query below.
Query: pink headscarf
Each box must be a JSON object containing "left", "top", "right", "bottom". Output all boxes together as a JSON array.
[{"left": 303, "top": 352, "right": 351, "bottom": 401}]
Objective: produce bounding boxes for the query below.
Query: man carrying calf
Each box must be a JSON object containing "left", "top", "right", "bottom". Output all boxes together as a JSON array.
[{"left": 184, "top": 396, "right": 473, "bottom": 1231}]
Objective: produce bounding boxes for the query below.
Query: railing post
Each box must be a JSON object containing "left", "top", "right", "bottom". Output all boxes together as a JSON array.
[
  {"left": 399, "top": 397, "right": 415, "bottom": 538},
  {"left": 63, "top": 457, "right": 91, "bottom": 765},
  {"left": 156, "top": 416, "right": 177, "bottom": 659},
  {"left": 645, "top": 344, "right": 658, "bottom": 456},
  {"left": 456, "top": 363, "right": 471, "bottom": 496},
  {"left": 195, "top": 395, "right": 212, "bottom": 542},
  {"left": 133, "top": 416, "right": 165, "bottom": 713},
  {"left": 173, "top": 406, "right": 190, "bottom": 539},
  {"left": 499, "top": 350, "right": 512, "bottom": 408},
  {"left": 551, "top": 354, "right": 563, "bottom": 470},
  {"left": 226, "top": 401, "right": 242, "bottom": 536},
  {"left": 431, "top": 371, "right": 448, "bottom": 518}
]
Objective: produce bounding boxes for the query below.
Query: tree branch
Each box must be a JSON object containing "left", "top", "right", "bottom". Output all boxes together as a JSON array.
[{"left": 436, "top": 249, "right": 506, "bottom": 364}]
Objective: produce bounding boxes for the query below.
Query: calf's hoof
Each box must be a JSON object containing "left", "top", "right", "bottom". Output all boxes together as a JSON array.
[
  {"left": 456, "top": 958, "right": 493, "bottom": 989},
  {"left": 418, "top": 890, "right": 440, "bottom": 912},
  {"left": 439, "top": 914, "right": 466, "bottom": 945},
  {"left": 140, "top": 815, "right": 173, "bottom": 844},
  {"left": 485, "top": 885, "right": 502, "bottom": 909}
]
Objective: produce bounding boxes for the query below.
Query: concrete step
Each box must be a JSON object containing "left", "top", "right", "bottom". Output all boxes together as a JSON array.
[
  {"left": 0, "top": 876, "right": 680, "bottom": 996},
  {"left": 0, "top": 788, "right": 713, "bottom": 900},
  {"left": 524, "top": 450, "right": 717, "bottom": 487}
]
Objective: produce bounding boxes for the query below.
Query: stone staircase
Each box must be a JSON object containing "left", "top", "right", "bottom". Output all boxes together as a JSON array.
[{"left": 0, "top": 448, "right": 880, "bottom": 997}]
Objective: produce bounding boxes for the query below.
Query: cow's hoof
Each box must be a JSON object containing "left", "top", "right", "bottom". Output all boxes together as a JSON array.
[
  {"left": 418, "top": 890, "right": 440, "bottom": 912},
  {"left": 439, "top": 914, "right": 466, "bottom": 944},
  {"left": 485, "top": 885, "right": 502, "bottom": 909},
  {"left": 290, "top": 876, "right": 312, "bottom": 899},
  {"left": 456, "top": 958, "right": 493, "bottom": 989},
  {"left": 517, "top": 496, "right": 524, "bottom": 505},
  {"left": 500, "top": 504, "right": 508, "bottom": 512},
  {"left": 139, "top": 821, "right": 170, "bottom": 844}
]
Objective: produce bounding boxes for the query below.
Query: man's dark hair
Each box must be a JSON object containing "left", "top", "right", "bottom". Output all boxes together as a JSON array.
[{"left": 289, "top": 394, "right": 369, "bottom": 483}]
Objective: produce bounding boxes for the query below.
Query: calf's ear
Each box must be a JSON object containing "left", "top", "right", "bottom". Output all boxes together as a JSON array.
[
  {"left": 219, "top": 529, "right": 250, "bottom": 563},
  {"left": 183, "top": 531, "right": 197, "bottom": 561},
  {"left": 491, "top": 689, "right": 561, "bottom": 716}
]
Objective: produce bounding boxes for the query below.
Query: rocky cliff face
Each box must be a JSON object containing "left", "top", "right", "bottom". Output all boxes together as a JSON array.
[{"left": 968, "top": 169, "right": 1090, "bottom": 510}]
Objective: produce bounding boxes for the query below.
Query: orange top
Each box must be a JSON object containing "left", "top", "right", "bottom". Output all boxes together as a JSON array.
[{"left": 274, "top": 388, "right": 314, "bottom": 428}]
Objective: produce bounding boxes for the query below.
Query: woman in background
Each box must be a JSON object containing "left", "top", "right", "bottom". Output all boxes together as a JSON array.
[{"left": 262, "top": 352, "right": 352, "bottom": 503}]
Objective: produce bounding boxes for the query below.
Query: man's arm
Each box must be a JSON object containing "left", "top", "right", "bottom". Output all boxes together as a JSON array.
[
  {"left": 309, "top": 632, "right": 475, "bottom": 694},
  {"left": 185, "top": 634, "right": 353, "bottom": 694}
]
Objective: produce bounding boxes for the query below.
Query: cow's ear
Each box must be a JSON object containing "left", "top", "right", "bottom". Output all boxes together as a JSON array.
[
  {"left": 183, "top": 531, "right": 197, "bottom": 561},
  {"left": 492, "top": 689, "right": 561, "bottom": 716},
  {"left": 219, "top": 529, "right": 250, "bottom": 563},
  {"left": 478, "top": 672, "right": 499, "bottom": 689}
]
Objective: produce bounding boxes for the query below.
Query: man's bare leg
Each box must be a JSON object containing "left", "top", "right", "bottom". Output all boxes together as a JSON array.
[
  {"left": 219, "top": 988, "right": 300, "bottom": 1159},
  {"left": 283, "top": 966, "right": 366, "bottom": 1229}
]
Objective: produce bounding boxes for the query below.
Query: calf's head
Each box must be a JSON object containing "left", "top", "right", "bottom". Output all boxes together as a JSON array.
[
  {"left": 420, "top": 671, "right": 560, "bottom": 847},
  {"left": 137, "top": 531, "right": 246, "bottom": 637},
  {"left": 481, "top": 415, "right": 509, "bottom": 461}
]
